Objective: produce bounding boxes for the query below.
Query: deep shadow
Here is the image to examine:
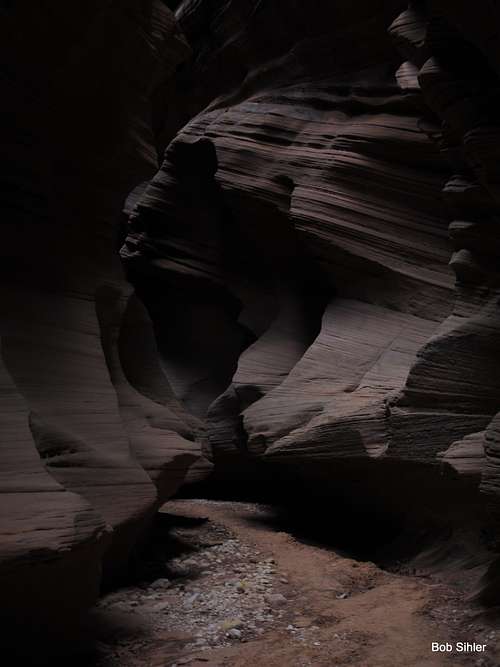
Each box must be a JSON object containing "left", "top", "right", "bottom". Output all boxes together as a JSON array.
[
  {"left": 237, "top": 499, "right": 403, "bottom": 562},
  {"left": 176, "top": 456, "right": 494, "bottom": 574},
  {"left": 100, "top": 513, "right": 211, "bottom": 593}
]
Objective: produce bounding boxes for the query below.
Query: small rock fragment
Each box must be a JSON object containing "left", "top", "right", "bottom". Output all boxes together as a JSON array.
[
  {"left": 220, "top": 618, "right": 243, "bottom": 631},
  {"left": 227, "top": 628, "right": 242, "bottom": 640},
  {"left": 265, "top": 593, "right": 287, "bottom": 606},
  {"left": 151, "top": 578, "right": 171, "bottom": 590}
]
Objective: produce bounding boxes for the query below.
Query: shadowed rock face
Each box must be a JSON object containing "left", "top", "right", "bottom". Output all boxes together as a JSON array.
[
  {"left": 1, "top": 1, "right": 204, "bottom": 653},
  {"left": 123, "top": 0, "right": 500, "bottom": 602}
]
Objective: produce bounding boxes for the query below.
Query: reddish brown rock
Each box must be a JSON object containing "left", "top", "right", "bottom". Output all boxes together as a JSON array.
[
  {"left": 123, "top": 0, "right": 500, "bottom": 604},
  {"left": 1, "top": 1, "right": 203, "bottom": 651},
  {"left": 5, "top": 0, "right": 500, "bottom": 650},
  {"left": 0, "top": 351, "right": 110, "bottom": 650}
]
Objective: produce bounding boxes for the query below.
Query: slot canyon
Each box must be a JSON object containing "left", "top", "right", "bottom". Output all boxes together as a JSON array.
[{"left": 3, "top": 1, "right": 500, "bottom": 665}]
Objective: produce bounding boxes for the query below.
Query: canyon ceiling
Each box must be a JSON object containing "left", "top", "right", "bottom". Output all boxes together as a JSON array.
[{"left": 2, "top": 0, "right": 500, "bottom": 654}]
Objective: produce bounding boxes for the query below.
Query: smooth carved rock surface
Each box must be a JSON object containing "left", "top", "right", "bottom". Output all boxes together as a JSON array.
[
  {"left": 123, "top": 0, "right": 500, "bottom": 601},
  {"left": 1, "top": 1, "right": 204, "bottom": 650},
  {"left": 244, "top": 298, "right": 440, "bottom": 461},
  {"left": 0, "top": 350, "right": 110, "bottom": 639},
  {"left": 4, "top": 0, "right": 500, "bottom": 649}
]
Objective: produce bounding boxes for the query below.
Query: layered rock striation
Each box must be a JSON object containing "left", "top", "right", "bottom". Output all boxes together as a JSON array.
[
  {"left": 1, "top": 1, "right": 204, "bottom": 651},
  {"left": 123, "top": 0, "right": 500, "bottom": 601},
  {"left": 4, "top": 0, "right": 500, "bottom": 650}
]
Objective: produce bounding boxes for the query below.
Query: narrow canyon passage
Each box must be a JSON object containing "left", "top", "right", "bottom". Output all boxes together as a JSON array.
[
  {"left": 5, "top": 2, "right": 500, "bottom": 665},
  {"left": 79, "top": 499, "right": 498, "bottom": 667}
]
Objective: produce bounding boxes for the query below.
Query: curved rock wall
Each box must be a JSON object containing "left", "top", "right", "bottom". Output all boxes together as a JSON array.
[
  {"left": 1, "top": 1, "right": 204, "bottom": 651},
  {"left": 123, "top": 0, "right": 500, "bottom": 601},
  {"left": 4, "top": 0, "right": 500, "bottom": 649}
]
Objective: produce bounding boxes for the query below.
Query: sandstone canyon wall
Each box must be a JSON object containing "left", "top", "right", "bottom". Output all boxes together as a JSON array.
[
  {"left": 123, "top": 0, "right": 500, "bottom": 601},
  {"left": 3, "top": 0, "right": 500, "bottom": 656},
  {"left": 1, "top": 1, "right": 206, "bottom": 653}
]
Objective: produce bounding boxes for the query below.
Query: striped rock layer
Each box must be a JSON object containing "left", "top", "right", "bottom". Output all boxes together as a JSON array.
[
  {"left": 4, "top": 0, "right": 500, "bottom": 648},
  {"left": 1, "top": 1, "right": 206, "bottom": 651},
  {"left": 123, "top": 1, "right": 500, "bottom": 602}
]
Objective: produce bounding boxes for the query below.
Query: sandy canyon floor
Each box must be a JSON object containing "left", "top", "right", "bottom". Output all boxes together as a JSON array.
[{"left": 78, "top": 499, "right": 500, "bottom": 667}]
